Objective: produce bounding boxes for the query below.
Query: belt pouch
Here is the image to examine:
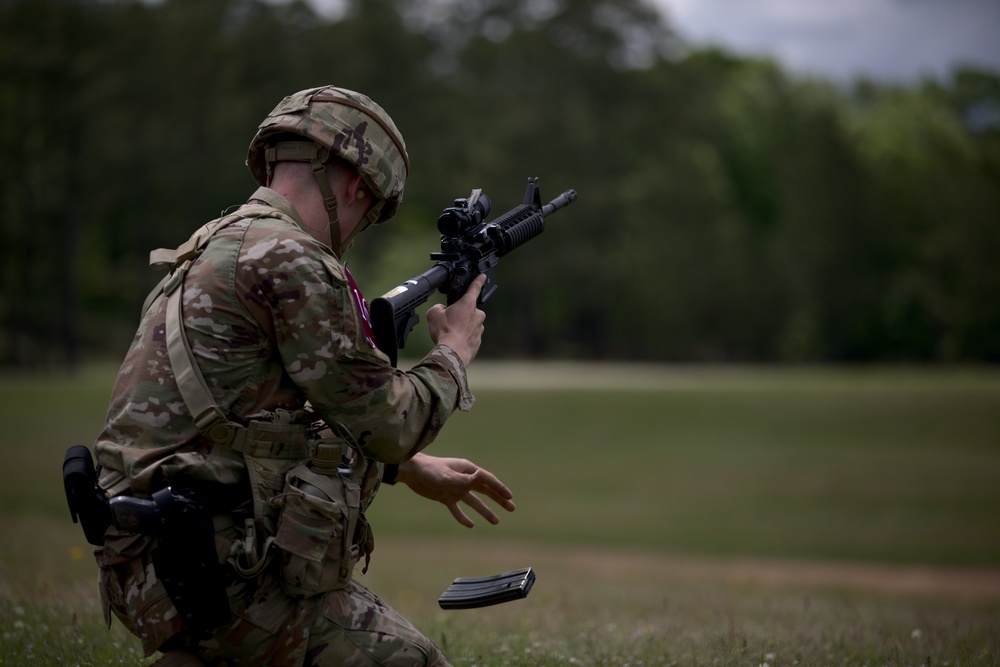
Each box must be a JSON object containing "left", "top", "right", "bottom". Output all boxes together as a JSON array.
[{"left": 273, "top": 463, "right": 362, "bottom": 597}]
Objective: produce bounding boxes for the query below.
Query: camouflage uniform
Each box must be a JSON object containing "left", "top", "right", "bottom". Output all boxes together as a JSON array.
[{"left": 93, "top": 88, "right": 463, "bottom": 666}]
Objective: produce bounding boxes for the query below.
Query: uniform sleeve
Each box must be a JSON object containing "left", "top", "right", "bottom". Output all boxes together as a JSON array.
[{"left": 236, "top": 223, "right": 473, "bottom": 464}]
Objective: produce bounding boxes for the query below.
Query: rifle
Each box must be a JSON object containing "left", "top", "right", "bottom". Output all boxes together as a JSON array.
[{"left": 370, "top": 177, "right": 577, "bottom": 366}]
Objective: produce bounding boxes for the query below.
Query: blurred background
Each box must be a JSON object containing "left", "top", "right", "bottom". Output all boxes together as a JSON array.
[
  {"left": 2, "top": 8, "right": 999, "bottom": 662},
  {"left": 1, "top": 0, "right": 999, "bottom": 368}
]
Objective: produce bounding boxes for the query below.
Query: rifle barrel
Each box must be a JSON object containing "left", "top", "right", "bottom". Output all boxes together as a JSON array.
[{"left": 541, "top": 189, "right": 578, "bottom": 216}]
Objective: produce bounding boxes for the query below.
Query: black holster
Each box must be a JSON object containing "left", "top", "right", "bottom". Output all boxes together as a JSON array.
[
  {"left": 111, "top": 487, "right": 233, "bottom": 633},
  {"left": 63, "top": 444, "right": 113, "bottom": 546},
  {"left": 63, "top": 445, "right": 232, "bottom": 634}
]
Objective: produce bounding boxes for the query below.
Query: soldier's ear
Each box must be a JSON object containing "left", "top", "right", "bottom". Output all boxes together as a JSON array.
[{"left": 345, "top": 172, "right": 368, "bottom": 203}]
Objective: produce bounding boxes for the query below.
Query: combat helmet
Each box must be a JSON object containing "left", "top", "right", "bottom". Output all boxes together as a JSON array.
[{"left": 247, "top": 86, "right": 409, "bottom": 246}]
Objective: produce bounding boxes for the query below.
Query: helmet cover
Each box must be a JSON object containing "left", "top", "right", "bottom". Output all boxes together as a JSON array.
[{"left": 247, "top": 86, "right": 409, "bottom": 224}]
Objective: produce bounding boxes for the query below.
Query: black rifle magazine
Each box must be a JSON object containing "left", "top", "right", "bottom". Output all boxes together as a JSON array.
[{"left": 438, "top": 567, "right": 535, "bottom": 610}]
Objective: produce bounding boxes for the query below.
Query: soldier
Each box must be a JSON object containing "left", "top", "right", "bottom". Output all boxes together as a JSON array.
[{"left": 92, "top": 85, "right": 515, "bottom": 666}]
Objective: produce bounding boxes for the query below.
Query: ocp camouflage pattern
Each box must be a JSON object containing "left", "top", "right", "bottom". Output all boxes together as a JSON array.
[
  {"left": 247, "top": 86, "right": 409, "bottom": 224},
  {"left": 96, "top": 186, "right": 471, "bottom": 498},
  {"left": 98, "top": 520, "right": 451, "bottom": 665},
  {"left": 92, "top": 186, "right": 468, "bottom": 663}
]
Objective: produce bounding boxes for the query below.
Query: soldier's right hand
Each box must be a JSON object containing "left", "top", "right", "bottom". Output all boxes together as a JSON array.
[{"left": 426, "top": 274, "right": 487, "bottom": 367}]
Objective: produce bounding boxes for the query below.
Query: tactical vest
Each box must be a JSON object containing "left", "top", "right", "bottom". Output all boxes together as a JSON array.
[{"left": 143, "top": 195, "right": 372, "bottom": 596}]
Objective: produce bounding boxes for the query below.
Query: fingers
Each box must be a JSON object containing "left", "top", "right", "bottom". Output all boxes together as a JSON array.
[
  {"left": 459, "top": 273, "right": 488, "bottom": 304},
  {"left": 427, "top": 275, "right": 486, "bottom": 316},
  {"left": 442, "top": 476, "right": 513, "bottom": 528},
  {"left": 465, "top": 491, "right": 502, "bottom": 525},
  {"left": 454, "top": 467, "right": 515, "bottom": 527},
  {"left": 407, "top": 455, "right": 516, "bottom": 528},
  {"left": 467, "top": 467, "right": 515, "bottom": 510},
  {"left": 424, "top": 275, "right": 487, "bottom": 366},
  {"left": 447, "top": 502, "right": 475, "bottom": 529},
  {"left": 448, "top": 492, "right": 499, "bottom": 528},
  {"left": 459, "top": 463, "right": 516, "bottom": 513}
]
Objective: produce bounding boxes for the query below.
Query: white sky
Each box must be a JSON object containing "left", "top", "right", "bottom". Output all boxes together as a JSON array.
[
  {"left": 303, "top": 0, "right": 1000, "bottom": 82},
  {"left": 653, "top": 0, "right": 1000, "bottom": 81}
]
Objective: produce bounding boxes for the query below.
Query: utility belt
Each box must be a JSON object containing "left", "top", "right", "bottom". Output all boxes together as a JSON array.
[
  {"left": 65, "top": 431, "right": 375, "bottom": 634},
  {"left": 219, "top": 414, "right": 375, "bottom": 598},
  {"left": 65, "top": 207, "right": 376, "bottom": 636}
]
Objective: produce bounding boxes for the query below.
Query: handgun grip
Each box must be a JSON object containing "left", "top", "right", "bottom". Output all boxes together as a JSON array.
[{"left": 109, "top": 495, "right": 163, "bottom": 532}]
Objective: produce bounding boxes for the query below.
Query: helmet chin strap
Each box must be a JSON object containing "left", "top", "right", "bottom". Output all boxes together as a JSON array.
[
  {"left": 339, "top": 192, "right": 389, "bottom": 252},
  {"left": 265, "top": 140, "right": 392, "bottom": 255},
  {"left": 265, "top": 140, "right": 343, "bottom": 252},
  {"left": 309, "top": 155, "right": 344, "bottom": 253}
]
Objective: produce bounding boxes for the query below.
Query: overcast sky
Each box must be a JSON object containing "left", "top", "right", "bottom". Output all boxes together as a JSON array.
[
  {"left": 654, "top": 0, "right": 1000, "bottom": 82},
  {"left": 302, "top": 0, "right": 1000, "bottom": 83}
]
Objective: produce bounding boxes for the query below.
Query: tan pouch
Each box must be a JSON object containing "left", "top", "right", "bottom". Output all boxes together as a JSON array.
[
  {"left": 240, "top": 410, "right": 313, "bottom": 535},
  {"left": 272, "top": 463, "right": 362, "bottom": 597}
]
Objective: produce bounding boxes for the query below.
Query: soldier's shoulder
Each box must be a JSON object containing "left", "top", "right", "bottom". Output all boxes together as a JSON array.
[
  {"left": 234, "top": 212, "right": 347, "bottom": 282},
  {"left": 237, "top": 207, "right": 314, "bottom": 242}
]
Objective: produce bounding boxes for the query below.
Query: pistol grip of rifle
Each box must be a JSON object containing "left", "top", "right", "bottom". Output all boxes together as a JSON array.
[
  {"left": 448, "top": 268, "right": 497, "bottom": 307},
  {"left": 477, "top": 267, "right": 498, "bottom": 305}
]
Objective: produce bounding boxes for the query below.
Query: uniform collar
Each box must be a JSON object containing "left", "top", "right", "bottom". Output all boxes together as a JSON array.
[{"left": 247, "top": 186, "right": 309, "bottom": 232}]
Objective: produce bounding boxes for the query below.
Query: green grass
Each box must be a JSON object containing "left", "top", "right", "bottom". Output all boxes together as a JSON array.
[
  {"left": 0, "top": 364, "right": 114, "bottom": 515},
  {"left": 375, "top": 363, "right": 1000, "bottom": 566},
  {"left": 1, "top": 362, "right": 999, "bottom": 665}
]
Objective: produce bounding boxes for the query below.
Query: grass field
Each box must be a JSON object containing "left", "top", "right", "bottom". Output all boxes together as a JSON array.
[{"left": 1, "top": 362, "right": 999, "bottom": 665}]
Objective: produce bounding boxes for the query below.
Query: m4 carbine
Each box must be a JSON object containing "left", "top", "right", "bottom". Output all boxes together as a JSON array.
[{"left": 370, "top": 177, "right": 577, "bottom": 366}]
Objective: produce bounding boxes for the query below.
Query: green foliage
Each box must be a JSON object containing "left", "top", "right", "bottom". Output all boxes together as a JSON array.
[{"left": 1, "top": 0, "right": 999, "bottom": 367}]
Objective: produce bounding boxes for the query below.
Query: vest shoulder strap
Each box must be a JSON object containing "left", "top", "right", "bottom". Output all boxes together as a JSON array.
[{"left": 146, "top": 206, "right": 308, "bottom": 454}]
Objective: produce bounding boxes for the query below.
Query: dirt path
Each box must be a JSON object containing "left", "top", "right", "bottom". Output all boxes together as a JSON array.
[
  {"left": 578, "top": 549, "right": 1000, "bottom": 601},
  {"left": 376, "top": 537, "right": 1000, "bottom": 602}
]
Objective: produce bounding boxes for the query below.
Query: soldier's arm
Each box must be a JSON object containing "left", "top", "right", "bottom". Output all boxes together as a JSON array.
[{"left": 238, "top": 223, "right": 473, "bottom": 463}]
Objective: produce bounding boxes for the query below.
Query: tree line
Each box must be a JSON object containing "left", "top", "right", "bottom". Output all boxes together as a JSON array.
[{"left": 2, "top": 0, "right": 998, "bottom": 367}]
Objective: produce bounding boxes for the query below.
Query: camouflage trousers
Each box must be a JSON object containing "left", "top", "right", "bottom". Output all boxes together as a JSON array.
[{"left": 97, "top": 529, "right": 451, "bottom": 666}]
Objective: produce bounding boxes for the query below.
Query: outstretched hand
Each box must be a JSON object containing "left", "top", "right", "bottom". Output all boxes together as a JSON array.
[{"left": 396, "top": 452, "right": 516, "bottom": 528}]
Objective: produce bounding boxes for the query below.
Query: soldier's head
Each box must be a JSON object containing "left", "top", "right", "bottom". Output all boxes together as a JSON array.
[{"left": 247, "top": 86, "right": 409, "bottom": 254}]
